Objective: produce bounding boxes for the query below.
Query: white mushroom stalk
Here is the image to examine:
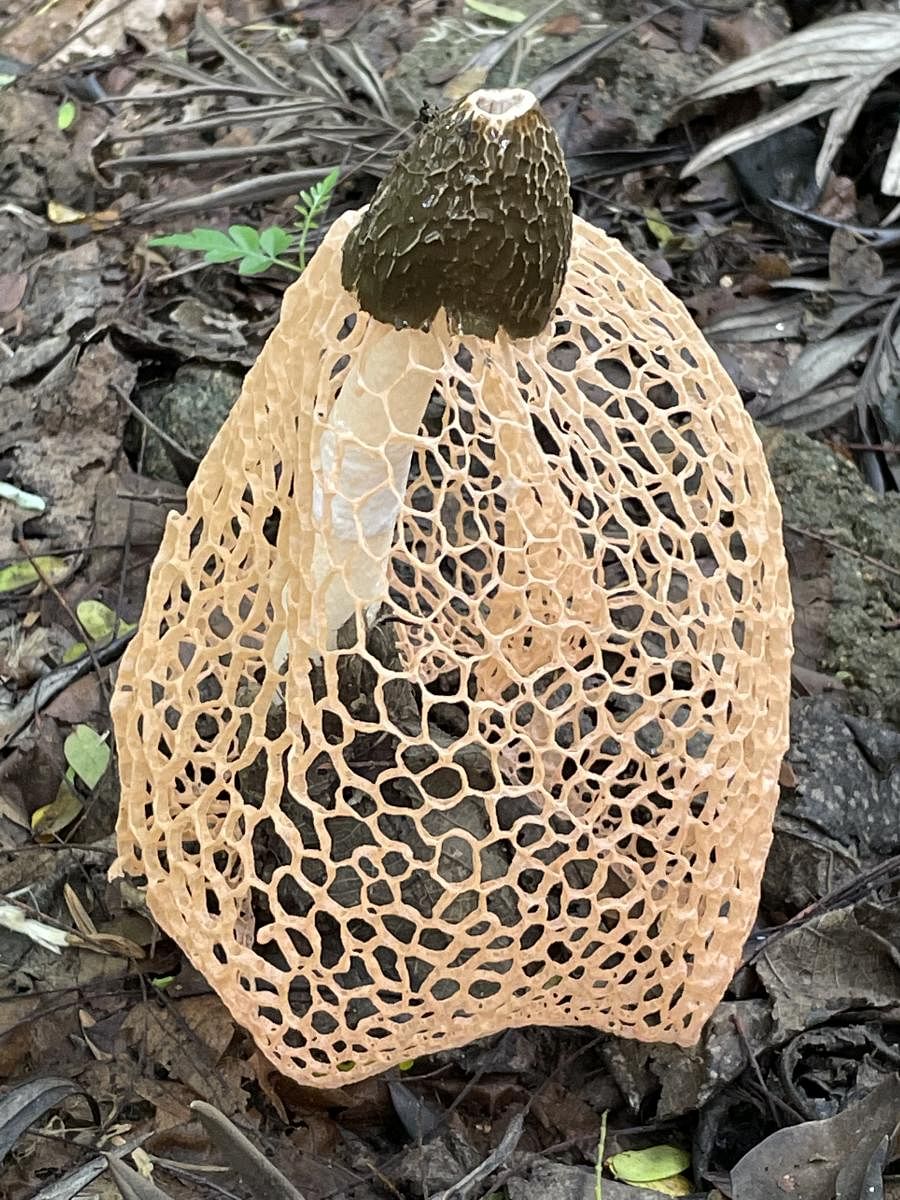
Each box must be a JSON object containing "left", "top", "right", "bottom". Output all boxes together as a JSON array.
[{"left": 309, "top": 325, "right": 442, "bottom": 648}]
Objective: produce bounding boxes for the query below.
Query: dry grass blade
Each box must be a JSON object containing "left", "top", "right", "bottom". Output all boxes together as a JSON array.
[
  {"left": 107, "top": 1159, "right": 175, "bottom": 1200},
  {"left": 195, "top": 8, "right": 293, "bottom": 96},
  {"left": 110, "top": 100, "right": 324, "bottom": 141},
  {"left": 454, "top": 0, "right": 564, "bottom": 77},
  {"left": 111, "top": 126, "right": 386, "bottom": 170},
  {"left": 293, "top": 53, "right": 348, "bottom": 102},
  {"left": 323, "top": 41, "right": 392, "bottom": 120},
  {"left": 106, "top": 12, "right": 400, "bottom": 219},
  {"left": 770, "top": 326, "right": 878, "bottom": 405},
  {"left": 691, "top": 14, "right": 900, "bottom": 93},
  {"left": 31, "top": 1158, "right": 109, "bottom": 1200},
  {"left": 0, "top": 1078, "right": 94, "bottom": 1161},
  {"left": 567, "top": 144, "right": 686, "bottom": 182},
  {"left": 706, "top": 297, "right": 805, "bottom": 343},
  {"left": 768, "top": 200, "right": 900, "bottom": 248},
  {"left": 529, "top": 5, "right": 674, "bottom": 101},
  {"left": 682, "top": 12, "right": 900, "bottom": 195},
  {"left": 110, "top": 136, "right": 312, "bottom": 168},
  {"left": 140, "top": 55, "right": 280, "bottom": 96},
  {"left": 757, "top": 383, "right": 859, "bottom": 433},
  {"left": 754, "top": 326, "right": 878, "bottom": 431},
  {"left": 857, "top": 294, "right": 900, "bottom": 441},
  {"left": 128, "top": 168, "right": 341, "bottom": 221},
  {"left": 191, "top": 1102, "right": 306, "bottom": 1200}
]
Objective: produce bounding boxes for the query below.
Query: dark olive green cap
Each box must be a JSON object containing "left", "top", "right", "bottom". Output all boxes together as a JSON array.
[{"left": 340, "top": 88, "right": 573, "bottom": 341}]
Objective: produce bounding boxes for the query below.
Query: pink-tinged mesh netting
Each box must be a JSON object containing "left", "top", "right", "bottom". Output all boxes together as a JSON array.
[{"left": 111, "top": 211, "right": 793, "bottom": 1086}]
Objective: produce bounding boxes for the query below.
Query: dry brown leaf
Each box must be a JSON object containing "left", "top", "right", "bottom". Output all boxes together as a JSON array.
[
  {"left": 0, "top": 272, "right": 28, "bottom": 315},
  {"left": 684, "top": 13, "right": 900, "bottom": 195},
  {"left": 542, "top": 13, "right": 582, "bottom": 36},
  {"left": 120, "top": 996, "right": 239, "bottom": 1108}
]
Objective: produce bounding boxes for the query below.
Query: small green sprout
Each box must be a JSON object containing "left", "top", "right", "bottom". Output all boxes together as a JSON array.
[
  {"left": 294, "top": 166, "right": 340, "bottom": 269},
  {"left": 57, "top": 100, "right": 77, "bottom": 131},
  {"left": 148, "top": 166, "right": 340, "bottom": 277}
]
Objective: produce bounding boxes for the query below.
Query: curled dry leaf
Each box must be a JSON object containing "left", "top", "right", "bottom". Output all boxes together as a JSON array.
[
  {"left": 731, "top": 1075, "right": 900, "bottom": 1200},
  {"left": 683, "top": 12, "right": 900, "bottom": 196}
]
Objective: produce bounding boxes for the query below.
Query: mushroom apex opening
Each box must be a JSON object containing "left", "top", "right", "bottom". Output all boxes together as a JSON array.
[{"left": 466, "top": 87, "right": 537, "bottom": 122}]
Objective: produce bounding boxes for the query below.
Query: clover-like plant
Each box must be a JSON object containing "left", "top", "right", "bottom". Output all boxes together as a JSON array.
[{"left": 148, "top": 167, "right": 340, "bottom": 275}]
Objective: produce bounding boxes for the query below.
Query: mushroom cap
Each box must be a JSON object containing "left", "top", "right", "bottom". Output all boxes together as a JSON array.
[{"left": 111, "top": 206, "right": 792, "bottom": 1087}]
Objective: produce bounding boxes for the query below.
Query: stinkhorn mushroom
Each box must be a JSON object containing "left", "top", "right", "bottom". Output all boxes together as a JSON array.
[{"left": 111, "top": 88, "right": 793, "bottom": 1086}]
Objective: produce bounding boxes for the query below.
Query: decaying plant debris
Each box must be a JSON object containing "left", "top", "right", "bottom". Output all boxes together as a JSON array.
[{"left": 1, "top": 2, "right": 899, "bottom": 1199}]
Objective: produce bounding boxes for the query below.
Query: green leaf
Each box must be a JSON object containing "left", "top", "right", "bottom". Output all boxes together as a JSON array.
[
  {"left": 0, "top": 556, "right": 68, "bottom": 594},
  {"left": 294, "top": 168, "right": 340, "bottom": 225},
  {"left": 64, "top": 725, "right": 111, "bottom": 790},
  {"left": 227, "top": 224, "right": 262, "bottom": 253},
  {"left": 258, "top": 226, "right": 292, "bottom": 257},
  {"left": 149, "top": 228, "right": 235, "bottom": 252},
  {"left": 237, "top": 253, "right": 274, "bottom": 275},
  {"left": 202, "top": 246, "right": 247, "bottom": 264},
  {"left": 57, "top": 100, "right": 77, "bottom": 131},
  {"left": 607, "top": 1146, "right": 691, "bottom": 1185},
  {"left": 465, "top": 0, "right": 526, "bottom": 22}
]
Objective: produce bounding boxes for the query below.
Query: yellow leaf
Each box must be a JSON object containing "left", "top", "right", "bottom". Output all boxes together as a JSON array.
[
  {"left": 76, "top": 599, "right": 134, "bottom": 642},
  {"left": 48, "top": 200, "right": 87, "bottom": 223},
  {"left": 63, "top": 601, "right": 135, "bottom": 661},
  {"left": 47, "top": 200, "right": 119, "bottom": 228},
  {"left": 443, "top": 67, "right": 489, "bottom": 100},
  {"left": 642, "top": 1174, "right": 693, "bottom": 1196},
  {"left": 0, "top": 556, "right": 67, "bottom": 594},
  {"left": 644, "top": 208, "right": 691, "bottom": 253},
  {"left": 608, "top": 1146, "right": 691, "bottom": 1184},
  {"left": 32, "top": 778, "right": 83, "bottom": 840}
]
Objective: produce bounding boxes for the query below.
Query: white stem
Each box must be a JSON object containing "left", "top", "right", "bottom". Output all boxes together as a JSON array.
[{"left": 311, "top": 323, "right": 443, "bottom": 648}]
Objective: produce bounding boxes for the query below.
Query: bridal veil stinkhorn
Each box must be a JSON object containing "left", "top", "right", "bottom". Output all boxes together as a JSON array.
[{"left": 111, "top": 88, "right": 793, "bottom": 1086}]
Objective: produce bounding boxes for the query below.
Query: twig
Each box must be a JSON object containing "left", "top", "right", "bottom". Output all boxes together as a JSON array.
[
  {"left": 112, "top": 381, "right": 201, "bottom": 464},
  {"left": 14, "top": 537, "right": 111, "bottom": 708},
  {"left": 0, "top": 629, "right": 134, "bottom": 752},
  {"left": 29, "top": 0, "right": 140, "bottom": 72},
  {"left": 596, "top": 1110, "right": 607, "bottom": 1200},
  {"left": 784, "top": 522, "right": 900, "bottom": 581},
  {"left": 428, "top": 1113, "right": 524, "bottom": 1200},
  {"left": 744, "top": 853, "right": 900, "bottom": 964}
]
